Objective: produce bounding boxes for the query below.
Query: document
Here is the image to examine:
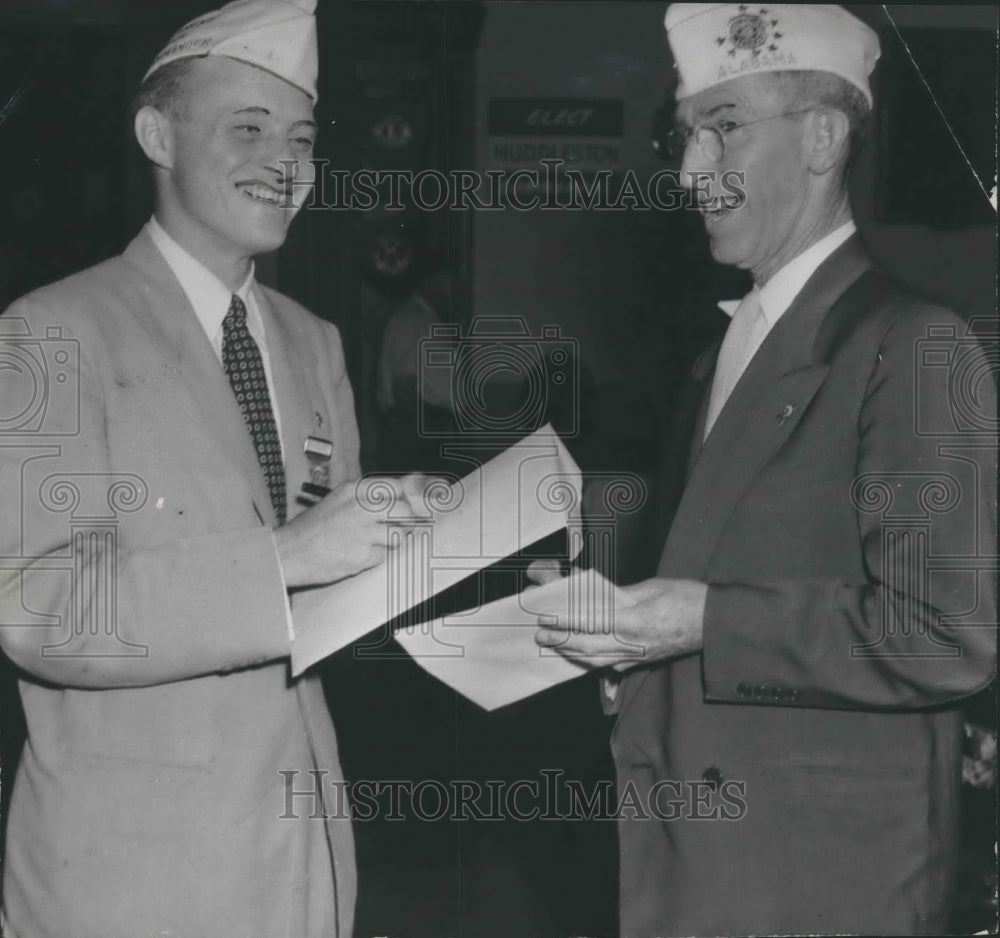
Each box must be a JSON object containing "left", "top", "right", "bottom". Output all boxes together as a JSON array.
[
  {"left": 394, "top": 568, "right": 637, "bottom": 710},
  {"left": 290, "top": 426, "right": 581, "bottom": 676}
]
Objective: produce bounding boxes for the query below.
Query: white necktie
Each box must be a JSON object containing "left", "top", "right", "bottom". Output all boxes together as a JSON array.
[{"left": 703, "top": 287, "right": 764, "bottom": 440}]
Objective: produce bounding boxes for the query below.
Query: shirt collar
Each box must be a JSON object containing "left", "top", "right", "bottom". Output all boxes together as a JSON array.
[
  {"left": 717, "top": 220, "right": 856, "bottom": 321},
  {"left": 146, "top": 216, "right": 256, "bottom": 339}
]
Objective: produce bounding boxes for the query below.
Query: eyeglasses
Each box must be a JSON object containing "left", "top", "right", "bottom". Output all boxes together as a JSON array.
[{"left": 661, "top": 108, "right": 815, "bottom": 163}]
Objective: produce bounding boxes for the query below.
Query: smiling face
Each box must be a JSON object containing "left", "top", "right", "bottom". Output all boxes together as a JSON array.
[
  {"left": 146, "top": 56, "right": 317, "bottom": 281},
  {"left": 677, "top": 74, "right": 817, "bottom": 285}
]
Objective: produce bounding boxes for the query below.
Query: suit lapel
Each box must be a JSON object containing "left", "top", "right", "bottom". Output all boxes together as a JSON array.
[
  {"left": 660, "top": 358, "right": 829, "bottom": 575},
  {"left": 661, "top": 236, "right": 873, "bottom": 576},
  {"left": 121, "top": 230, "right": 276, "bottom": 526},
  {"left": 615, "top": 237, "right": 874, "bottom": 722},
  {"left": 684, "top": 347, "right": 718, "bottom": 483}
]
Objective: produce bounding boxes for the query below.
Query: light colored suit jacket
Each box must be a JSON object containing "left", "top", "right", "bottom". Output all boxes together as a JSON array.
[
  {"left": 612, "top": 238, "right": 996, "bottom": 936},
  {"left": 0, "top": 230, "right": 359, "bottom": 938}
]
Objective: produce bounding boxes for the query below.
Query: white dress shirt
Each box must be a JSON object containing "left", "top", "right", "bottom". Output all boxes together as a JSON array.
[{"left": 705, "top": 219, "right": 856, "bottom": 439}]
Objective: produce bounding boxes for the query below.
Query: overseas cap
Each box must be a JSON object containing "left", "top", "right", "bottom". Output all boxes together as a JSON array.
[
  {"left": 665, "top": 4, "right": 880, "bottom": 105},
  {"left": 144, "top": 0, "right": 318, "bottom": 101}
]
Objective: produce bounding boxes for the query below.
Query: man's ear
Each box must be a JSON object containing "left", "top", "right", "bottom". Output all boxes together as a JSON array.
[
  {"left": 804, "top": 106, "right": 851, "bottom": 176},
  {"left": 134, "top": 106, "right": 175, "bottom": 170}
]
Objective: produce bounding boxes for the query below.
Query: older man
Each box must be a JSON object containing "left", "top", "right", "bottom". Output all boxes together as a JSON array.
[
  {"left": 0, "top": 2, "right": 418, "bottom": 936},
  {"left": 537, "top": 4, "right": 996, "bottom": 935}
]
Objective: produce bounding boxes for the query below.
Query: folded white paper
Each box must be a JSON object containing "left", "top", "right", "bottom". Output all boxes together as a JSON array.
[
  {"left": 290, "top": 426, "right": 581, "bottom": 676},
  {"left": 394, "top": 569, "right": 637, "bottom": 710}
]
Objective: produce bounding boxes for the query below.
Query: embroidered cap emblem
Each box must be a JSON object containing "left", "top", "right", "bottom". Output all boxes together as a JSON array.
[{"left": 717, "top": 6, "right": 783, "bottom": 58}]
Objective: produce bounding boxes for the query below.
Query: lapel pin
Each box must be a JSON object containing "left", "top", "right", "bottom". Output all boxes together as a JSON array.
[
  {"left": 777, "top": 404, "right": 795, "bottom": 426},
  {"left": 300, "top": 436, "right": 333, "bottom": 502}
]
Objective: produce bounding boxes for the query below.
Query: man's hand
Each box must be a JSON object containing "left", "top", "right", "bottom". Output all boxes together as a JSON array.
[
  {"left": 524, "top": 558, "right": 566, "bottom": 587},
  {"left": 274, "top": 473, "right": 439, "bottom": 589},
  {"left": 534, "top": 576, "right": 707, "bottom": 673}
]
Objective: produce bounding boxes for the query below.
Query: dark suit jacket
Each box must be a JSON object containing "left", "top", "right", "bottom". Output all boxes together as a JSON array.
[
  {"left": 0, "top": 231, "right": 358, "bottom": 937},
  {"left": 611, "top": 237, "right": 996, "bottom": 936}
]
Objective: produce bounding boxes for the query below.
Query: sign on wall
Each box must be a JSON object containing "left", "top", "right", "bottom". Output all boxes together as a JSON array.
[{"left": 487, "top": 97, "right": 625, "bottom": 172}]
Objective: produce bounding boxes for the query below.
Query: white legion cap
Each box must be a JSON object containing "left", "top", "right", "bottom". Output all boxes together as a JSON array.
[
  {"left": 144, "top": 0, "right": 318, "bottom": 101},
  {"left": 664, "top": 4, "right": 880, "bottom": 105}
]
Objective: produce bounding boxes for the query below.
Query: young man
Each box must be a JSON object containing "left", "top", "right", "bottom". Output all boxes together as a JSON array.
[
  {"left": 0, "top": 2, "right": 412, "bottom": 935},
  {"left": 536, "top": 4, "right": 996, "bottom": 934}
]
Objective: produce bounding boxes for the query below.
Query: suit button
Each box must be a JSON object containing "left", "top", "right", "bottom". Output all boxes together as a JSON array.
[
  {"left": 701, "top": 766, "right": 724, "bottom": 788},
  {"left": 737, "top": 682, "right": 752, "bottom": 698}
]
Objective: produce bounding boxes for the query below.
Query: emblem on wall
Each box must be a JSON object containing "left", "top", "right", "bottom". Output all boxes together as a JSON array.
[{"left": 371, "top": 113, "right": 415, "bottom": 150}]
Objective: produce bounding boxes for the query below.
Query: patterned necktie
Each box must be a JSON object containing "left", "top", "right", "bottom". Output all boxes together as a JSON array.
[
  {"left": 222, "top": 294, "right": 287, "bottom": 524},
  {"left": 703, "top": 287, "right": 765, "bottom": 441}
]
